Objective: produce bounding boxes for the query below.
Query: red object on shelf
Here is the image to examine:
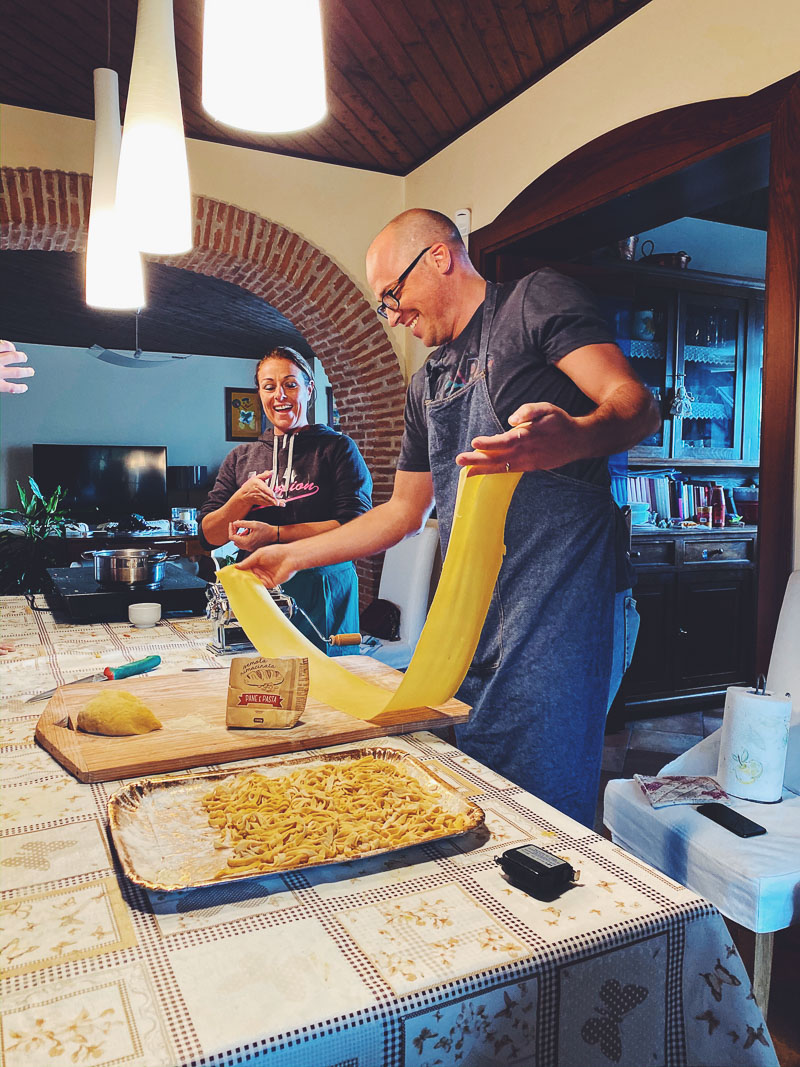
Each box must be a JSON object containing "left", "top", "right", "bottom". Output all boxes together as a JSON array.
[
  {"left": 710, "top": 485, "right": 726, "bottom": 528},
  {"left": 739, "top": 501, "right": 759, "bottom": 524}
]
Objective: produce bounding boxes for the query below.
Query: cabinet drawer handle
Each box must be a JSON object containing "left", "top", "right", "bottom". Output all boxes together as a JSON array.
[
  {"left": 630, "top": 550, "right": 641, "bottom": 558},
  {"left": 679, "top": 627, "right": 688, "bottom": 636},
  {"left": 701, "top": 548, "right": 725, "bottom": 560}
]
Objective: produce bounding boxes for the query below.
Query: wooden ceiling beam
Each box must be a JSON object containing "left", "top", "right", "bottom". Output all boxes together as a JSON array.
[{"left": 0, "top": 0, "right": 657, "bottom": 175}]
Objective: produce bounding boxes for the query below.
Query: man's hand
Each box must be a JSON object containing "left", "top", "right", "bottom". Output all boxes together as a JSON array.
[
  {"left": 228, "top": 519, "right": 277, "bottom": 551},
  {"left": 0, "top": 341, "right": 34, "bottom": 394},
  {"left": 456, "top": 403, "right": 582, "bottom": 473},
  {"left": 235, "top": 545, "right": 297, "bottom": 588},
  {"left": 233, "top": 471, "right": 284, "bottom": 510}
]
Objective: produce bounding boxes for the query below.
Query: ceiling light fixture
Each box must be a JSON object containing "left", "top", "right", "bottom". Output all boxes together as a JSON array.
[
  {"left": 201, "top": 0, "right": 327, "bottom": 134},
  {"left": 86, "top": 68, "right": 147, "bottom": 309},
  {"left": 85, "top": 2, "right": 146, "bottom": 309},
  {"left": 88, "top": 343, "right": 189, "bottom": 367},
  {"left": 88, "top": 310, "right": 191, "bottom": 368},
  {"left": 116, "top": 0, "right": 192, "bottom": 254}
]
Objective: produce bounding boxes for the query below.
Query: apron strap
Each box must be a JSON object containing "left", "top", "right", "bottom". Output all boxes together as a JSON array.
[
  {"left": 477, "top": 281, "right": 496, "bottom": 374},
  {"left": 424, "top": 282, "right": 498, "bottom": 403}
]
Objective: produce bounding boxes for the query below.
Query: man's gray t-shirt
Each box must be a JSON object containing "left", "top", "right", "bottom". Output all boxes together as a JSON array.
[{"left": 397, "top": 268, "right": 616, "bottom": 487}]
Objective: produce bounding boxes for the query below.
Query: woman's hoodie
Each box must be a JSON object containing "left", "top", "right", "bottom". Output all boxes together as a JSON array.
[{"left": 198, "top": 425, "right": 372, "bottom": 549}]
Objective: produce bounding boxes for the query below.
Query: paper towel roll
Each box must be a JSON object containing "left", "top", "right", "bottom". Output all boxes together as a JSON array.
[{"left": 716, "top": 685, "right": 792, "bottom": 802}]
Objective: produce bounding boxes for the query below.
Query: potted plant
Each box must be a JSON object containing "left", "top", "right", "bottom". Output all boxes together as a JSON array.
[{"left": 0, "top": 477, "right": 72, "bottom": 594}]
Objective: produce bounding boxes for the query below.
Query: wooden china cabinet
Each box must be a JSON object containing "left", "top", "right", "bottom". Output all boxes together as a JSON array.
[
  {"left": 491, "top": 255, "right": 764, "bottom": 717},
  {"left": 599, "top": 263, "right": 762, "bottom": 716},
  {"left": 622, "top": 525, "right": 757, "bottom": 717}
]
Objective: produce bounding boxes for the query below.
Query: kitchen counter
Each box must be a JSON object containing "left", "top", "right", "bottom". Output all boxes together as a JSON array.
[
  {"left": 616, "top": 524, "right": 758, "bottom": 718},
  {"left": 0, "top": 597, "right": 777, "bottom": 1067},
  {"left": 631, "top": 523, "right": 758, "bottom": 535},
  {"left": 42, "top": 530, "right": 208, "bottom": 563}
]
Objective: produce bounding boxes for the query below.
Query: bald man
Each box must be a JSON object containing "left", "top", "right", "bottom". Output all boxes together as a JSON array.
[{"left": 240, "top": 209, "right": 660, "bottom": 826}]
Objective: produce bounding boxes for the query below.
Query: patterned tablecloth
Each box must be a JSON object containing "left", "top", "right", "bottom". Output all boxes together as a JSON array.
[{"left": 0, "top": 597, "right": 778, "bottom": 1067}]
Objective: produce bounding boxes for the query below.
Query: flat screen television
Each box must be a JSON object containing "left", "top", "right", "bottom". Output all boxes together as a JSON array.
[{"left": 33, "top": 444, "right": 168, "bottom": 523}]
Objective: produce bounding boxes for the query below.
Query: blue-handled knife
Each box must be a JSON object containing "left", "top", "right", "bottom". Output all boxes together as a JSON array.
[{"left": 26, "top": 655, "right": 162, "bottom": 703}]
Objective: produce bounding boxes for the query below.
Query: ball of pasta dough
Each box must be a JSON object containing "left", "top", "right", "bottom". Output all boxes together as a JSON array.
[{"left": 77, "top": 690, "right": 162, "bottom": 736}]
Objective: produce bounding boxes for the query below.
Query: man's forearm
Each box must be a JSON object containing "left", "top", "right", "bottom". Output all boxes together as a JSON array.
[
  {"left": 287, "top": 493, "right": 431, "bottom": 571},
  {"left": 237, "top": 470, "right": 436, "bottom": 587},
  {"left": 578, "top": 381, "right": 661, "bottom": 458},
  {"left": 278, "top": 519, "right": 340, "bottom": 543}
]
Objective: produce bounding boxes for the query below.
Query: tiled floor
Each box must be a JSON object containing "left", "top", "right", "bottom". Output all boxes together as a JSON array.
[{"left": 601, "top": 709, "right": 800, "bottom": 1067}]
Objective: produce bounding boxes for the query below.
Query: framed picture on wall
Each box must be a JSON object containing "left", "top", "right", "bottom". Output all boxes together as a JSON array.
[{"left": 225, "top": 388, "right": 263, "bottom": 441}]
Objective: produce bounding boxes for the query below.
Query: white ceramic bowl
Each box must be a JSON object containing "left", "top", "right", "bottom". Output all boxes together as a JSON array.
[{"left": 128, "top": 602, "right": 162, "bottom": 628}]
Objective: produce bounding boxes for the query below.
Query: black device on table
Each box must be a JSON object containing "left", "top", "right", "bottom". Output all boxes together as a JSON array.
[
  {"left": 495, "top": 844, "right": 576, "bottom": 899},
  {"left": 696, "top": 802, "right": 767, "bottom": 838}
]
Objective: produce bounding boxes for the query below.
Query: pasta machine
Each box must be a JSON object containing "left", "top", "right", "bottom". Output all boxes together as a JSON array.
[{"left": 205, "top": 582, "right": 360, "bottom": 655}]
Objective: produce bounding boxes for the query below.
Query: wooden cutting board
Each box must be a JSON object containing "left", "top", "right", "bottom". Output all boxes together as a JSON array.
[{"left": 34, "top": 658, "right": 470, "bottom": 783}]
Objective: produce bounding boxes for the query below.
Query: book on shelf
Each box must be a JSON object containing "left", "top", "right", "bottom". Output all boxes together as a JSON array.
[{"left": 619, "top": 471, "right": 723, "bottom": 523}]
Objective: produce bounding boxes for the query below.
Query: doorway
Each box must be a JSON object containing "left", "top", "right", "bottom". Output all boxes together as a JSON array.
[{"left": 470, "top": 75, "right": 799, "bottom": 681}]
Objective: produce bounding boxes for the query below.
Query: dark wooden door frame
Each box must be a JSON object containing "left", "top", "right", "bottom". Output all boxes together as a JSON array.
[{"left": 470, "top": 74, "right": 800, "bottom": 673}]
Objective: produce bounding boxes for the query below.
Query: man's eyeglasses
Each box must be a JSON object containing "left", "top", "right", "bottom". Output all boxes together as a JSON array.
[{"left": 376, "top": 246, "right": 432, "bottom": 319}]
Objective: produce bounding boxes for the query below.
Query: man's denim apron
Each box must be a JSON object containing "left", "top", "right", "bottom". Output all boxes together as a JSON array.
[{"left": 426, "top": 283, "right": 617, "bottom": 827}]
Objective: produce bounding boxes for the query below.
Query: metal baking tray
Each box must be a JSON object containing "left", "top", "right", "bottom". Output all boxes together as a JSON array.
[{"left": 108, "top": 747, "right": 485, "bottom": 891}]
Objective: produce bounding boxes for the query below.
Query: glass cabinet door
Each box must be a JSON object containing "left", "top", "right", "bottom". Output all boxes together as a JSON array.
[
  {"left": 674, "top": 294, "right": 746, "bottom": 461},
  {"left": 742, "top": 298, "right": 764, "bottom": 465},
  {"left": 601, "top": 287, "right": 672, "bottom": 460}
]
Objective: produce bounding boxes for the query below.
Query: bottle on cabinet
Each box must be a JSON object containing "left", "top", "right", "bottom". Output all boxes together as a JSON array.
[
  {"left": 696, "top": 486, "right": 713, "bottom": 527},
  {"left": 710, "top": 484, "right": 726, "bottom": 528}
]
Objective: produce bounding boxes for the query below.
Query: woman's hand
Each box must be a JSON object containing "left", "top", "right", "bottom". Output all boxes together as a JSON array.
[
  {"left": 235, "top": 546, "right": 297, "bottom": 588},
  {"left": 228, "top": 520, "right": 277, "bottom": 551},
  {"left": 233, "top": 470, "right": 284, "bottom": 510}
]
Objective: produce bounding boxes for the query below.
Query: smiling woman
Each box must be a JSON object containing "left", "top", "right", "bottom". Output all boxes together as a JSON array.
[{"left": 198, "top": 347, "right": 373, "bottom": 653}]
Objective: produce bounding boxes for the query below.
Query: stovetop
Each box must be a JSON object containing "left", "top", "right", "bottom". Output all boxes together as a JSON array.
[{"left": 46, "top": 564, "right": 209, "bottom": 623}]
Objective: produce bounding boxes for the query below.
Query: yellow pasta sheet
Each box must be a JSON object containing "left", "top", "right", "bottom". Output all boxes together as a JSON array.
[{"left": 218, "top": 468, "right": 521, "bottom": 722}]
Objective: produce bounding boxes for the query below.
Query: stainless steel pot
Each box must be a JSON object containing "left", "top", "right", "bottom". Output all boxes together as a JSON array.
[{"left": 81, "top": 548, "right": 180, "bottom": 587}]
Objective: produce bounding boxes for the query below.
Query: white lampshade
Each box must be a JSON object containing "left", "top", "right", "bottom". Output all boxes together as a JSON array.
[
  {"left": 116, "top": 0, "right": 192, "bottom": 254},
  {"left": 202, "top": 0, "right": 326, "bottom": 134},
  {"left": 86, "top": 68, "right": 146, "bottom": 310}
]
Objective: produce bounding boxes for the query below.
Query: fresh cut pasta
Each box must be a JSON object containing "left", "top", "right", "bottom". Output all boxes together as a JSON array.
[{"left": 202, "top": 754, "right": 472, "bottom": 876}]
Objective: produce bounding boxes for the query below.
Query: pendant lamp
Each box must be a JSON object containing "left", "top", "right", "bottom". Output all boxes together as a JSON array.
[
  {"left": 85, "top": 69, "right": 146, "bottom": 309},
  {"left": 116, "top": 0, "right": 192, "bottom": 254},
  {"left": 202, "top": 0, "right": 326, "bottom": 133}
]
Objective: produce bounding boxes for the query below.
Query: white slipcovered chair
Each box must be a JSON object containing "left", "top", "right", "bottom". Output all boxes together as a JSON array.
[
  {"left": 653, "top": 570, "right": 800, "bottom": 792},
  {"left": 604, "top": 570, "right": 800, "bottom": 1014},
  {"left": 361, "top": 518, "right": 439, "bottom": 670}
]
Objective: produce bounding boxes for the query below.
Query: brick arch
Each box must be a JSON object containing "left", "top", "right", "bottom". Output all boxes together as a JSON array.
[{"left": 1, "top": 166, "right": 407, "bottom": 601}]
